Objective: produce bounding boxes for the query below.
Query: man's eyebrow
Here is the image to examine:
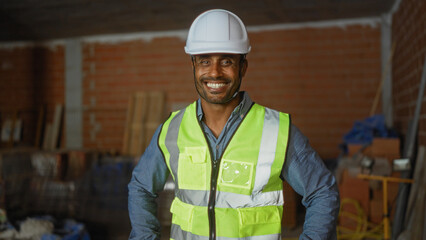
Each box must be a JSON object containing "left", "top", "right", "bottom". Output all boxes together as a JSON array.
[
  {"left": 196, "top": 54, "right": 238, "bottom": 58},
  {"left": 196, "top": 55, "right": 210, "bottom": 59},
  {"left": 222, "top": 54, "right": 238, "bottom": 58}
]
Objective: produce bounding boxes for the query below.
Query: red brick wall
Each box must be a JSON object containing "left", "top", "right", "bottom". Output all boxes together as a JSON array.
[
  {"left": 247, "top": 26, "right": 381, "bottom": 158},
  {"left": 0, "top": 45, "right": 64, "bottom": 147},
  {"left": 82, "top": 38, "right": 193, "bottom": 150},
  {"left": 1, "top": 22, "right": 382, "bottom": 159},
  {"left": 81, "top": 24, "right": 381, "bottom": 159},
  {"left": 392, "top": 0, "right": 426, "bottom": 147}
]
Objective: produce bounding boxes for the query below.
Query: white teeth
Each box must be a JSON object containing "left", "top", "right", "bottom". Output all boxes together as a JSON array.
[{"left": 207, "top": 82, "right": 226, "bottom": 89}]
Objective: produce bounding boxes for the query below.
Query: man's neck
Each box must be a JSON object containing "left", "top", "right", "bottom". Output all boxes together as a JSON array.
[{"left": 201, "top": 95, "right": 241, "bottom": 138}]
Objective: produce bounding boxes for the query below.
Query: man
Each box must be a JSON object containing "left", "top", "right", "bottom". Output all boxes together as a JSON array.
[{"left": 128, "top": 9, "right": 339, "bottom": 240}]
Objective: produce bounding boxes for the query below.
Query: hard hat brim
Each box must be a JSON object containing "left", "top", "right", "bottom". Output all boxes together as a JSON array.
[{"left": 185, "top": 46, "right": 251, "bottom": 55}]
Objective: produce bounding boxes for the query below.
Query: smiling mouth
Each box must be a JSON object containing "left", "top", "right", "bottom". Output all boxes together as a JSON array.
[{"left": 206, "top": 82, "right": 227, "bottom": 89}]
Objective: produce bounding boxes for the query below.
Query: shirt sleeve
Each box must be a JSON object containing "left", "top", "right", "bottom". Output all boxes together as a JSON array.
[
  {"left": 128, "top": 125, "right": 170, "bottom": 240},
  {"left": 281, "top": 124, "right": 340, "bottom": 240}
]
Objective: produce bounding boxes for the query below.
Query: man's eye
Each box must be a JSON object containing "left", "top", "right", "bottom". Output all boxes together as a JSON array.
[
  {"left": 221, "top": 59, "right": 233, "bottom": 65},
  {"left": 199, "top": 60, "right": 209, "bottom": 65}
]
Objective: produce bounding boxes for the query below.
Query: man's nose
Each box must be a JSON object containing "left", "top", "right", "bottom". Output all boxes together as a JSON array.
[{"left": 209, "top": 62, "right": 222, "bottom": 78}]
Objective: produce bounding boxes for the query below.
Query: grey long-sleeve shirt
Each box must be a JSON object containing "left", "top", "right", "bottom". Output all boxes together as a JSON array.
[{"left": 128, "top": 92, "right": 340, "bottom": 240}]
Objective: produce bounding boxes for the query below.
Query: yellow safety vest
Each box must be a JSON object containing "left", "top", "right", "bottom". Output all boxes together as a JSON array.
[{"left": 158, "top": 101, "right": 290, "bottom": 240}]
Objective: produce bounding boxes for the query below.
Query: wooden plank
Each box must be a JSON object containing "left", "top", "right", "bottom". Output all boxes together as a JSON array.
[
  {"left": 135, "top": 92, "right": 149, "bottom": 125},
  {"left": 35, "top": 105, "right": 45, "bottom": 148},
  {"left": 129, "top": 93, "right": 149, "bottom": 156},
  {"left": 50, "top": 104, "right": 63, "bottom": 150},
  {"left": 0, "top": 153, "right": 4, "bottom": 209},
  {"left": 8, "top": 113, "right": 16, "bottom": 147},
  {"left": 146, "top": 91, "right": 165, "bottom": 123},
  {"left": 43, "top": 123, "right": 52, "bottom": 150},
  {"left": 129, "top": 123, "right": 145, "bottom": 156},
  {"left": 123, "top": 91, "right": 166, "bottom": 156},
  {"left": 142, "top": 91, "right": 165, "bottom": 152}
]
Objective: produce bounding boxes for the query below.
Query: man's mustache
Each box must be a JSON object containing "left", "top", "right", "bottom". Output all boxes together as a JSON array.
[{"left": 200, "top": 76, "right": 232, "bottom": 82}]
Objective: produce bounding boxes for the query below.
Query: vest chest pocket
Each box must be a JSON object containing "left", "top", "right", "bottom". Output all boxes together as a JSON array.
[{"left": 177, "top": 147, "right": 208, "bottom": 190}]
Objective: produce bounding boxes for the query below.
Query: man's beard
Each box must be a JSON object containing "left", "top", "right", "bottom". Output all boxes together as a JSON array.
[{"left": 194, "top": 76, "right": 240, "bottom": 104}]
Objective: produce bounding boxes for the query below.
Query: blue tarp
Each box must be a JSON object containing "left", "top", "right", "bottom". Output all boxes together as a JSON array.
[
  {"left": 341, "top": 114, "right": 398, "bottom": 153},
  {"left": 343, "top": 114, "right": 396, "bottom": 145},
  {"left": 41, "top": 219, "right": 90, "bottom": 240}
]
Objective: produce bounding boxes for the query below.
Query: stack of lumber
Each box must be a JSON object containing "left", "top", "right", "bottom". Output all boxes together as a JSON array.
[{"left": 122, "top": 91, "right": 165, "bottom": 157}]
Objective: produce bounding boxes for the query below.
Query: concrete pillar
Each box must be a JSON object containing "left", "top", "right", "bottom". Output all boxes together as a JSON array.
[
  {"left": 381, "top": 14, "right": 393, "bottom": 128},
  {"left": 65, "top": 39, "right": 83, "bottom": 148}
]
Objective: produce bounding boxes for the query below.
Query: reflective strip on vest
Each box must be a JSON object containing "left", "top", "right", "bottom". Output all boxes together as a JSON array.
[
  {"left": 158, "top": 101, "right": 290, "bottom": 239},
  {"left": 254, "top": 108, "right": 279, "bottom": 193},
  {"left": 170, "top": 197, "right": 283, "bottom": 239},
  {"left": 171, "top": 223, "right": 281, "bottom": 240},
  {"left": 159, "top": 108, "right": 186, "bottom": 188}
]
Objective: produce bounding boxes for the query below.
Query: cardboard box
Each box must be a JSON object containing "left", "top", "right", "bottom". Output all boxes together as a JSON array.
[
  {"left": 347, "top": 138, "right": 400, "bottom": 158},
  {"left": 371, "top": 138, "right": 400, "bottom": 158},
  {"left": 371, "top": 138, "right": 401, "bottom": 166}
]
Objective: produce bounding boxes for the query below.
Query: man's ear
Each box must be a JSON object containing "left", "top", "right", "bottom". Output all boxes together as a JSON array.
[
  {"left": 240, "top": 58, "right": 248, "bottom": 78},
  {"left": 191, "top": 56, "right": 196, "bottom": 72},
  {"left": 191, "top": 56, "right": 195, "bottom": 66}
]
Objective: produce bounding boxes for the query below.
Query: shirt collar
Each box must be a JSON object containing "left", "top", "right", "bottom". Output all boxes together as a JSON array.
[{"left": 196, "top": 91, "right": 253, "bottom": 121}]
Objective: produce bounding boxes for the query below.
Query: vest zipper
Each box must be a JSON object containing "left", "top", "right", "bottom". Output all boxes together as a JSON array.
[
  {"left": 196, "top": 110, "right": 219, "bottom": 240},
  {"left": 196, "top": 101, "right": 254, "bottom": 240},
  {"left": 208, "top": 159, "right": 220, "bottom": 240}
]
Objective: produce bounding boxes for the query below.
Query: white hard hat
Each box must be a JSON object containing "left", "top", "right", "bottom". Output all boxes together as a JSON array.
[{"left": 184, "top": 9, "right": 251, "bottom": 55}]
